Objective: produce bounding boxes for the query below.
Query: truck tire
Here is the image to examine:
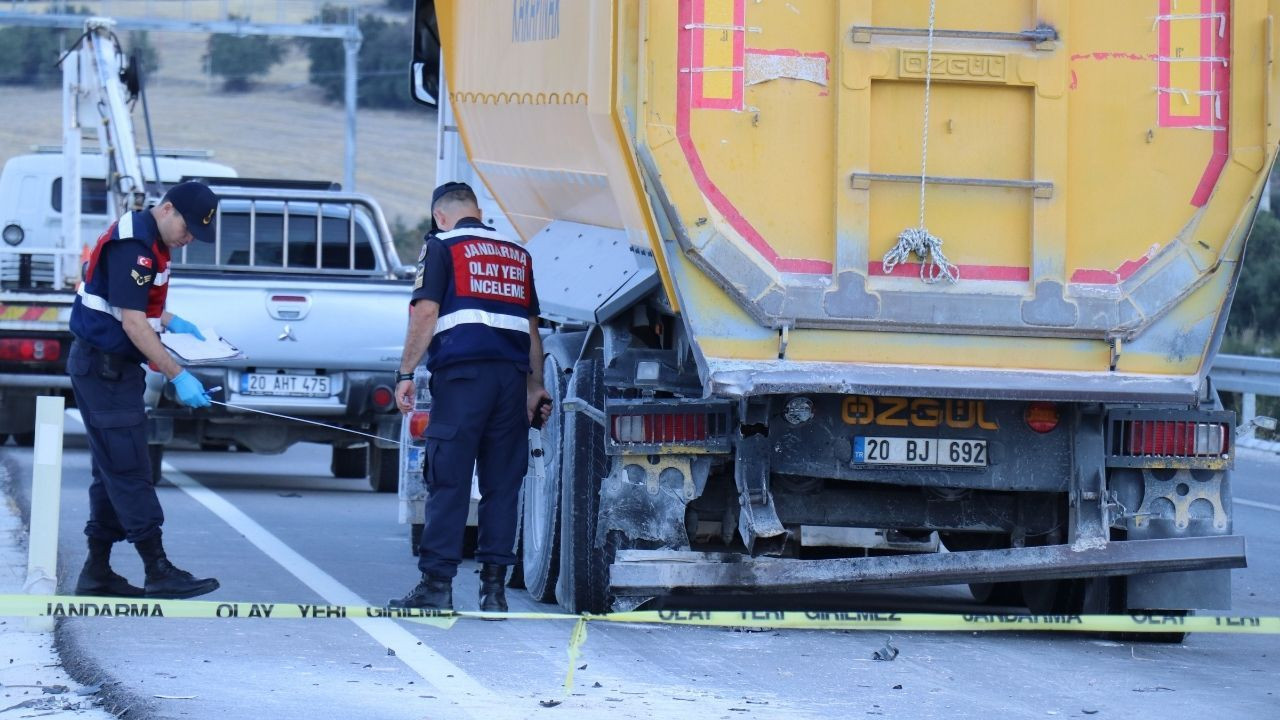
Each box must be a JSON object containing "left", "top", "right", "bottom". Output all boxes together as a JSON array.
[
  {"left": 367, "top": 446, "right": 399, "bottom": 493},
  {"left": 331, "top": 445, "right": 367, "bottom": 479},
  {"left": 521, "top": 353, "right": 566, "bottom": 603},
  {"left": 558, "top": 354, "right": 613, "bottom": 614},
  {"left": 942, "top": 532, "right": 1024, "bottom": 607}
]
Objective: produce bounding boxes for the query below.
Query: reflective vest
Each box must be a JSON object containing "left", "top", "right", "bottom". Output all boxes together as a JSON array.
[
  {"left": 426, "top": 223, "right": 534, "bottom": 373},
  {"left": 69, "top": 211, "right": 170, "bottom": 359}
]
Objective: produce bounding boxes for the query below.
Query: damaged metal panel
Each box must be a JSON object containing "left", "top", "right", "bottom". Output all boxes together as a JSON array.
[{"left": 608, "top": 535, "right": 1246, "bottom": 596}]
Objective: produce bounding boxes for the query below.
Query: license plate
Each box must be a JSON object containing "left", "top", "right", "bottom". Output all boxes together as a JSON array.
[
  {"left": 240, "top": 373, "right": 331, "bottom": 397},
  {"left": 853, "top": 437, "right": 987, "bottom": 467}
]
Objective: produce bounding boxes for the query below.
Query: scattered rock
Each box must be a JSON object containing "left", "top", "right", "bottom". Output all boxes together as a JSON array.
[
  {"left": 40, "top": 685, "right": 68, "bottom": 695},
  {"left": 577, "top": 664, "right": 587, "bottom": 670},
  {"left": 892, "top": 685, "right": 903, "bottom": 690},
  {"left": 1082, "top": 711, "right": 1099, "bottom": 716},
  {"left": 538, "top": 699, "right": 562, "bottom": 708},
  {"left": 387, "top": 648, "right": 396, "bottom": 656},
  {"left": 592, "top": 682, "right": 603, "bottom": 689}
]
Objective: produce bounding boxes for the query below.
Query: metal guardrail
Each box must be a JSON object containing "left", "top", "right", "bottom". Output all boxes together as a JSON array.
[
  {"left": 1210, "top": 354, "right": 1280, "bottom": 395},
  {"left": 1210, "top": 354, "right": 1280, "bottom": 453}
]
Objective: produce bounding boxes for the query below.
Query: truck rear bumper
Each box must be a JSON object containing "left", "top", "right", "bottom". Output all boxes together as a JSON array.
[
  {"left": 609, "top": 535, "right": 1245, "bottom": 596},
  {"left": 705, "top": 360, "right": 1200, "bottom": 403}
]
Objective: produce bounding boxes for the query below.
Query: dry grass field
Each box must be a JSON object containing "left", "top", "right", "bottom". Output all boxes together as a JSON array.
[{"left": 0, "top": 17, "right": 437, "bottom": 260}]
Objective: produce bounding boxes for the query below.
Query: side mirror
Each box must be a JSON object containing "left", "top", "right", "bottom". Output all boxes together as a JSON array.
[{"left": 410, "top": 0, "right": 440, "bottom": 106}]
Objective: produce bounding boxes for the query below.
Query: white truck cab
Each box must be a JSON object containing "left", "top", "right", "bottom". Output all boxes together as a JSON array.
[{"left": 0, "top": 149, "right": 236, "bottom": 287}]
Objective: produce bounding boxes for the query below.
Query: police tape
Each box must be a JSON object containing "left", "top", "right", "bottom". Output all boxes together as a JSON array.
[{"left": 3, "top": 594, "right": 1278, "bottom": 635}]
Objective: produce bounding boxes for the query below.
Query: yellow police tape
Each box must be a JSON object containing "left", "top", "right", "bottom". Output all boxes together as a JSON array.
[{"left": 4, "top": 595, "right": 1277, "bottom": 691}]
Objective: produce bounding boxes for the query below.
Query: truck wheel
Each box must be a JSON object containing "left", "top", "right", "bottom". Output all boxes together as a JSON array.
[
  {"left": 942, "top": 533, "right": 1024, "bottom": 607},
  {"left": 521, "top": 353, "right": 565, "bottom": 603},
  {"left": 331, "top": 444, "right": 367, "bottom": 479},
  {"left": 558, "top": 354, "right": 614, "bottom": 614},
  {"left": 367, "top": 446, "right": 399, "bottom": 493}
]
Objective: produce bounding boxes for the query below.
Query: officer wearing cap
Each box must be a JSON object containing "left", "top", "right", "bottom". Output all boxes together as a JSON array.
[
  {"left": 391, "top": 181, "right": 552, "bottom": 612},
  {"left": 67, "top": 181, "right": 221, "bottom": 599}
]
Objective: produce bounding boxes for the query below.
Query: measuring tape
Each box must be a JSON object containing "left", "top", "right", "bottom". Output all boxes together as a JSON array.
[{"left": 203, "top": 386, "right": 402, "bottom": 446}]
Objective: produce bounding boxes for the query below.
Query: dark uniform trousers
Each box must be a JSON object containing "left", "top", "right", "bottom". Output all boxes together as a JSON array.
[
  {"left": 66, "top": 340, "right": 164, "bottom": 544},
  {"left": 418, "top": 359, "right": 528, "bottom": 578}
]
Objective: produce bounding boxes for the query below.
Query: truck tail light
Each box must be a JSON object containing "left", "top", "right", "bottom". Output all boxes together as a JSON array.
[
  {"left": 1024, "top": 402, "right": 1060, "bottom": 434},
  {"left": 611, "top": 413, "right": 709, "bottom": 443},
  {"left": 371, "top": 385, "right": 395, "bottom": 411},
  {"left": 1123, "top": 421, "right": 1228, "bottom": 457},
  {"left": 408, "top": 411, "right": 430, "bottom": 439},
  {"left": 0, "top": 338, "right": 62, "bottom": 362}
]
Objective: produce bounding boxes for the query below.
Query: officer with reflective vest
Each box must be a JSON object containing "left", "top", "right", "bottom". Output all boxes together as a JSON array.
[
  {"left": 392, "top": 182, "right": 551, "bottom": 612},
  {"left": 68, "top": 181, "right": 221, "bottom": 599}
]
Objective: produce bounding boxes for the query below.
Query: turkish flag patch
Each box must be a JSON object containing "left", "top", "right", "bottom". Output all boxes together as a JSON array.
[{"left": 136, "top": 255, "right": 153, "bottom": 269}]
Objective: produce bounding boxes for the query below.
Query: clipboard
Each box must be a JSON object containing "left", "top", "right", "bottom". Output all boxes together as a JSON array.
[{"left": 160, "top": 325, "right": 243, "bottom": 364}]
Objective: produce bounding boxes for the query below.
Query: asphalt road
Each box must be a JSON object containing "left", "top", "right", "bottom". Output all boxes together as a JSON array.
[{"left": 3, "top": 433, "right": 1277, "bottom": 720}]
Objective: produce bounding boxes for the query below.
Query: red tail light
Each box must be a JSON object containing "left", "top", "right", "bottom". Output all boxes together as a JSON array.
[
  {"left": 1125, "top": 421, "right": 1228, "bottom": 457},
  {"left": 1024, "top": 402, "right": 1060, "bottom": 434},
  {"left": 371, "top": 385, "right": 395, "bottom": 410},
  {"left": 612, "top": 414, "right": 709, "bottom": 443},
  {"left": 409, "top": 411, "right": 431, "bottom": 439},
  {"left": 0, "top": 338, "right": 62, "bottom": 362}
]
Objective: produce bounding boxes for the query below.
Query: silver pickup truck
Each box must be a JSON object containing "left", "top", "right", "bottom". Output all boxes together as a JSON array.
[{"left": 149, "top": 184, "right": 412, "bottom": 491}]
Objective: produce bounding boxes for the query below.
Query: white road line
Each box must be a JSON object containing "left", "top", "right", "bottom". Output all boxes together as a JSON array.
[
  {"left": 162, "top": 463, "right": 518, "bottom": 720},
  {"left": 1237, "top": 498, "right": 1280, "bottom": 513}
]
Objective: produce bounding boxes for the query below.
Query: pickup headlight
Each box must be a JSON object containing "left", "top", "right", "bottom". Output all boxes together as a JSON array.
[{"left": 2, "top": 223, "right": 23, "bottom": 246}]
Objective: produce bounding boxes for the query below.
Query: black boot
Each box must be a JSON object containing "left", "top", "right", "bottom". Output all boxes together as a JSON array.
[
  {"left": 74, "top": 537, "right": 144, "bottom": 597},
  {"left": 389, "top": 574, "right": 453, "bottom": 610},
  {"left": 478, "top": 564, "right": 508, "bottom": 616},
  {"left": 135, "top": 535, "right": 220, "bottom": 599}
]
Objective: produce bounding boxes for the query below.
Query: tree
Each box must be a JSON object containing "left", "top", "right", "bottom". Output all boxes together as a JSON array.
[
  {"left": 301, "top": 8, "right": 417, "bottom": 110},
  {"left": 125, "top": 31, "right": 160, "bottom": 78},
  {"left": 1226, "top": 210, "right": 1280, "bottom": 339},
  {"left": 205, "top": 18, "right": 287, "bottom": 92},
  {"left": 0, "top": 7, "right": 91, "bottom": 87}
]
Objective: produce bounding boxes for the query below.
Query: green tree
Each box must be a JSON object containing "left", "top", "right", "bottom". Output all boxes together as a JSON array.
[
  {"left": 125, "top": 31, "right": 160, "bottom": 77},
  {"left": 205, "top": 19, "right": 287, "bottom": 92},
  {"left": 391, "top": 215, "right": 433, "bottom": 263},
  {"left": 301, "top": 8, "right": 416, "bottom": 110},
  {"left": 1226, "top": 210, "right": 1280, "bottom": 338},
  {"left": 0, "top": 7, "right": 91, "bottom": 87}
]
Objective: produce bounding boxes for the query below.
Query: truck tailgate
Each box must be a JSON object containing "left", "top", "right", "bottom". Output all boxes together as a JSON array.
[
  {"left": 437, "top": 0, "right": 1280, "bottom": 399},
  {"left": 165, "top": 275, "right": 408, "bottom": 371}
]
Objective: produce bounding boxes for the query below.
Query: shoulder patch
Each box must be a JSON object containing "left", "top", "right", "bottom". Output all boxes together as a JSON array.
[
  {"left": 137, "top": 255, "right": 153, "bottom": 269},
  {"left": 131, "top": 269, "right": 153, "bottom": 286}
]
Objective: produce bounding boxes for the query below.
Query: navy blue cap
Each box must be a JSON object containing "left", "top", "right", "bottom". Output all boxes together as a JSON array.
[
  {"left": 429, "top": 181, "right": 474, "bottom": 234},
  {"left": 163, "top": 181, "right": 220, "bottom": 243}
]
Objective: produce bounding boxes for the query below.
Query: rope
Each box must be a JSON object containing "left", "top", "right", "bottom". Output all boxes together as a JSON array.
[{"left": 881, "top": 0, "right": 959, "bottom": 285}]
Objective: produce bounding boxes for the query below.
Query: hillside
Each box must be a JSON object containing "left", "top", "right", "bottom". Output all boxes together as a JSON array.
[{"left": 0, "top": 28, "right": 437, "bottom": 261}]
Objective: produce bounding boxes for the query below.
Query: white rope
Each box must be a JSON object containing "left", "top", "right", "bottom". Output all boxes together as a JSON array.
[{"left": 882, "top": 0, "right": 959, "bottom": 284}]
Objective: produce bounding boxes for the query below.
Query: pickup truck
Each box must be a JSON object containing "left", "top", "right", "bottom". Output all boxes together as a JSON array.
[
  {"left": 151, "top": 183, "right": 412, "bottom": 491},
  {"left": 0, "top": 149, "right": 236, "bottom": 446}
]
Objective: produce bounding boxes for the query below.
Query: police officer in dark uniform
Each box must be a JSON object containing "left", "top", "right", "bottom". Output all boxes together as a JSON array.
[
  {"left": 391, "top": 182, "right": 551, "bottom": 612},
  {"left": 68, "top": 181, "right": 221, "bottom": 599}
]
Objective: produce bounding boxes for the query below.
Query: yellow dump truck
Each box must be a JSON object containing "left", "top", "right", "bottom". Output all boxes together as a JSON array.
[{"left": 408, "top": 0, "right": 1276, "bottom": 620}]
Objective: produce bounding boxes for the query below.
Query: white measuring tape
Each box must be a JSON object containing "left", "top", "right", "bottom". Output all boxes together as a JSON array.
[{"left": 203, "top": 386, "right": 403, "bottom": 446}]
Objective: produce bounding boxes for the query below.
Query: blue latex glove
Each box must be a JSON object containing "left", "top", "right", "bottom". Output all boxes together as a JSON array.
[
  {"left": 172, "top": 370, "right": 211, "bottom": 408},
  {"left": 166, "top": 315, "right": 205, "bottom": 341}
]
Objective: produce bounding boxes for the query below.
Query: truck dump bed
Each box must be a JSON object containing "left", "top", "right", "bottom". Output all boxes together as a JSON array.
[{"left": 437, "top": 0, "right": 1279, "bottom": 401}]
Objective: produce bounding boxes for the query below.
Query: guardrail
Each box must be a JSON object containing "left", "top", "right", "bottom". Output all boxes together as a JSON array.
[{"left": 1211, "top": 353, "right": 1280, "bottom": 453}]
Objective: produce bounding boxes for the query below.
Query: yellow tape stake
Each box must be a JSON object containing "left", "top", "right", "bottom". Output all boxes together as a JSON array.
[{"left": 564, "top": 617, "right": 589, "bottom": 693}]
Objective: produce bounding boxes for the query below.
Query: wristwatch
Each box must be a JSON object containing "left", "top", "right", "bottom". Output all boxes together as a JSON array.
[{"left": 395, "top": 371, "right": 415, "bottom": 383}]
